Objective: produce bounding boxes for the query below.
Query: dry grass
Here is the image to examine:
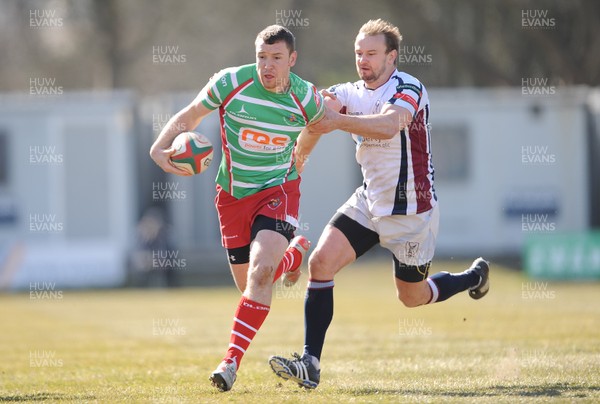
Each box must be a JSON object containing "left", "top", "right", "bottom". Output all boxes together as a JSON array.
[{"left": 0, "top": 260, "right": 599, "bottom": 403}]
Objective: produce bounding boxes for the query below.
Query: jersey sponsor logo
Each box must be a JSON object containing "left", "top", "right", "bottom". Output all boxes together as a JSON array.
[
  {"left": 360, "top": 138, "right": 392, "bottom": 149},
  {"left": 396, "top": 83, "right": 421, "bottom": 94},
  {"left": 239, "top": 128, "right": 290, "bottom": 153}
]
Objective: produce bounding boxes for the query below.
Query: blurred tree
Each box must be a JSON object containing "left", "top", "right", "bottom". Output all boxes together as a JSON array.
[
  {"left": 91, "top": 0, "right": 121, "bottom": 88},
  {"left": 0, "top": 0, "right": 598, "bottom": 92}
]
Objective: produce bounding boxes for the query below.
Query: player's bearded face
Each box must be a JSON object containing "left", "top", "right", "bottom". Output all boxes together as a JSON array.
[
  {"left": 354, "top": 34, "right": 393, "bottom": 85},
  {"left": 255, "top": 40, "right": 297, "bottom": 93}
]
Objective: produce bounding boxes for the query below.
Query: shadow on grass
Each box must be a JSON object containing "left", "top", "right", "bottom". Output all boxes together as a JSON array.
[
  {"left": 0, "top": 392, "right": 96, "bottom": 402},
  {"left": 347, "top": 382, "right": 600, "bottom": 398}
]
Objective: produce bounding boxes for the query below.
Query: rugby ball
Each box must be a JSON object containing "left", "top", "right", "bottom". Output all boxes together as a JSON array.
[{"left": 170, "top": 132, "right": 213, "bottom": 175}]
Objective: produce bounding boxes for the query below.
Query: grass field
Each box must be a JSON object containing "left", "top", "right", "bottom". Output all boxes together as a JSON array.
[{"left": 1, "top": 260, "right": 599, "bottom": 403}]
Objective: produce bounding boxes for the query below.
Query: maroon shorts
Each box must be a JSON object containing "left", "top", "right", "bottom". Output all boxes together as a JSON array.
[{"left": 215, "top": 178, "right": 301, "bottom": 249}]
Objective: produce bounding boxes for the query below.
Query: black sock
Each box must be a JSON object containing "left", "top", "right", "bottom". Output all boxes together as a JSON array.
[
  {"left": 427, "top": 270, "right": 480, "bottom": 303},
  {"left": 303, "top": 279, "right": 334, "bottom": 360}
]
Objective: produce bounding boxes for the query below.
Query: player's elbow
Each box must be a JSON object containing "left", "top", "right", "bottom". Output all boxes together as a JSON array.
[{"left": 149, "top": 144, "right": 159, "bottom": 159}]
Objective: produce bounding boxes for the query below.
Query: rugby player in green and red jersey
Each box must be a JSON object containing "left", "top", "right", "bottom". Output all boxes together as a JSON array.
[{"left": 149, "top": 25, "right": 324, "bottom": 391}]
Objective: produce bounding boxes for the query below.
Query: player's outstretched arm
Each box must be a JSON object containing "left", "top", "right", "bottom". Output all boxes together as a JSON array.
[
  {"left": 309, "top": 104, "right": 412, "bottom": 140},
  {"left": 149, "top": 98, "right": 213, "bottom": 176},
  {"left": 293, "top": 88, "right": 334, "bottom": 172},
  {"left": 339, "top": 104, "right": 412, "bottom": 140},
  {"left": 294, "top": 128, "right": 323, "bottom": 174}
]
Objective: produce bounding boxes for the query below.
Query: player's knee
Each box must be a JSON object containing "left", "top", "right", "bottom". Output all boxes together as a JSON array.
[
  {"left": 247, "top": 264, "right": 274, "bottom": 288},
  {"left": 307, "top": 252, "right": 324, "bottom": 278},
  {"left": 308, "top": 249, "right": 336, "bottom": 279}
]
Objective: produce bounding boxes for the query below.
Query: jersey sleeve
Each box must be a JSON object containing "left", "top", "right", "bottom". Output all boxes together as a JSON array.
[
  {"left": 303, "top": 82, "right": 326, "bottom": 124},
  {"left": 387, "top": 78, "right": 423, "bottom": 118},
  {"left": 197, "top": 68, "right": 236, "bottom": 111},
  {"left": 327, "top": 82, "right": 351, "bottom": 113}
]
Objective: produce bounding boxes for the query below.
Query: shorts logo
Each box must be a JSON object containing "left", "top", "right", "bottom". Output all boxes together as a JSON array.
[
  {"left": 267, "top": 198, "right": 282, "bottom": 210},
  {"left": 405, "top": 241, "right": 420, "bottom": 259}
]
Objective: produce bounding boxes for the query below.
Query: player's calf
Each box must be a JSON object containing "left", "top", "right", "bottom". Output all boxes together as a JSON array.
[
  {"left": 394, "top": 258, "right": 490, "bottom": 305},
  {"left": 396, "top": 281, "right": 431, "bottom": 308},
  {"left": 394, "top": 259, "right": 433, "bottom": 307}
]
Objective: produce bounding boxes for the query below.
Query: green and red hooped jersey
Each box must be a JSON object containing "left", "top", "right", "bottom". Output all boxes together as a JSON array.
[{"left": 198, "top": 63, "right": 325, "bottom": 199}]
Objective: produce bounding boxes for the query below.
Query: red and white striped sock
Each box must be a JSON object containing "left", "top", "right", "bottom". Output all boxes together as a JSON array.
[
  {"left": 272, "top": 248, "right": 302, "bottom": 283},
  {"left": 224, "top": 296, "right": 270, "bottom": 367}
]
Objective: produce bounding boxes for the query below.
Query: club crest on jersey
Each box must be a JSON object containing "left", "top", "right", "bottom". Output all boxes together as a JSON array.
[
  {"left": 284, "top": 113, "right": 301, "bottom": 126},
  {"left": 239, "top": 128, "right": 290, "bottom": 153},
  {"left": 267, "top": 198, "right": 282, "bottom": 210}
]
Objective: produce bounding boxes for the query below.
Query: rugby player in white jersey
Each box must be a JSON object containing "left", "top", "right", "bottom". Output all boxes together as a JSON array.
[{"left": 269, "top": 19, "right": 490, "bottom": 389}]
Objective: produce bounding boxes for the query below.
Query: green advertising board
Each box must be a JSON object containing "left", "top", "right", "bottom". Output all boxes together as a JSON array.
[{"left": 524, "top": 232, "right": 600, "bottom": 280}]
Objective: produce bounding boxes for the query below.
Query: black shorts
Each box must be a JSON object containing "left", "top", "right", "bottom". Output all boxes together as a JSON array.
[
  {"left": 226, "top": 215, "right": 294, "bottom": 265},
  {"left": 330, "top": 212, "right": 379, "bottom": 258}
]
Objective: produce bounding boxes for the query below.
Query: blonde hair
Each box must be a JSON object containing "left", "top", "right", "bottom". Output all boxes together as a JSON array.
[{"left": 358, "top": 19, "right": 402, "bottom": 63}]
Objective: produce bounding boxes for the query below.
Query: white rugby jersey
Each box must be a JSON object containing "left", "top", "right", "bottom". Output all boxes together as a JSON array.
[{"left": 329, "top": 69, "right": 437, "bottom": 216}]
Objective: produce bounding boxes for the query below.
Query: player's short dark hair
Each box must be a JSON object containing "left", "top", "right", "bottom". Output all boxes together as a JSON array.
[
  {"left": 255, "top": 25, "right": 296, "bottom": 54},
  {"left": 358, "top": 19, "right": 402, "bottom": 65}
]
